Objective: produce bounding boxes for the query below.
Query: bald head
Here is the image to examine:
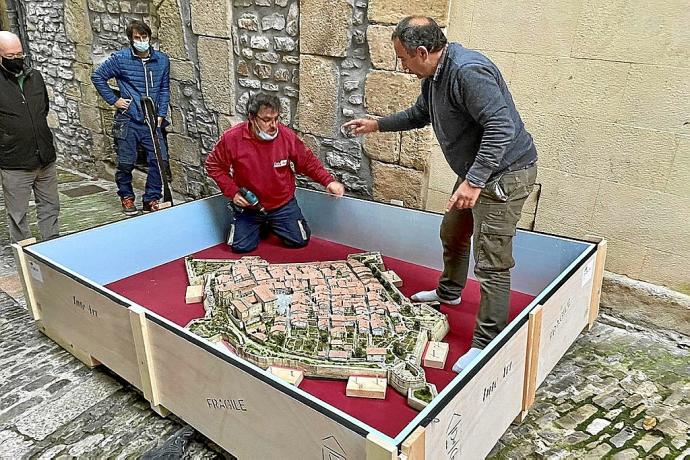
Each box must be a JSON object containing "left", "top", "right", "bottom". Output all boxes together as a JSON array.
[
  {"left": 391, "top": 16, "right": 447, "bottom": 55},
  {"left": 0, "top": 31, "right": 22, "bottom": 55},
  {"left": 407, "top": 16, "right": 434, "bottom": 27}
]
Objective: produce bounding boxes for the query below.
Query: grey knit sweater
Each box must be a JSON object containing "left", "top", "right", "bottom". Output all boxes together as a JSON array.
[{"left": 378, "top": 43, "right": 537, "bottom": 188}]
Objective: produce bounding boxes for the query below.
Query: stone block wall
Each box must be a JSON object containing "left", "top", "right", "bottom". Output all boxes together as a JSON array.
[
  {"left": 232, "top": 1, "right": 298, "bottom": 125},
  {"left": 20, "top": 0, "right": 96, "bottom": 178},
  {"left": 157, "top": 0, "right": 230, "bottom": 198},
  {"left": 8, "top": 0, "right": 391, "bottom": 201},
  {"left": 24, "top": 0, "right": 235, "bottom": 198},
  {"left": 443, "top": 0, "right": 690, "bottom": 291},
  {"left": 88, "top": 0, "right": 157, "bottom": 61},
  {"left": 293, "top": 0, "right": 372, "bottom": 197},
  {"left": 320, "top": 0, "right": 448, "bottom": 209},
  {"left": 7, "top": 0, "right": 451, "bottom": 209},
  {"left": 0, "top": 0, "right": 19, "bottom": 33},
  {"left": 6, "top": 0, "right": 686, "bottom": 290},
  {"left": 346, "top": 0, "right": 456, "bottom": 208}
]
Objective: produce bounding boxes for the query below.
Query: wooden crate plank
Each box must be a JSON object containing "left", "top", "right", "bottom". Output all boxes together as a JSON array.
[
  {"left": 145, "top": 319, "right": 369, "bottom": 459},
  {"left": 520, "top": 305, "right": 543, "bottom": 420},
  {"left": 423, "top": 324, "right": 529, "bottom": 459},
  {"left": 128, "top": 306, "right": 169, "bottom": 416},
  {"left": 366, "top": 433, "right": 397, "bottom": 460},
  {"left": 11, "top": 242, "right": 40, "bottom": 320},
  {"left": 401, "top": 426, "right": 425, "bottom": 460},
  {"left": 38, "top": 321, "right": 100, "bottom": 367},
  {"left": 536, "top": 255, "right": 596, "bottom": 388},
  {"left": 588, "top": 240, "right": 608, "bottom": 329},
  {"left": 26, "top": 255, "right": 142, "bottom": 389}
]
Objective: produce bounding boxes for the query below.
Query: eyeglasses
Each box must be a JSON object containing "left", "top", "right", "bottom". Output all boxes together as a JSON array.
[
  {"left": 256, "top": 115, "right": 280, "bottom": 124},
  {"left": 2, "top": 53, "right": 25, "bottom": 59}
]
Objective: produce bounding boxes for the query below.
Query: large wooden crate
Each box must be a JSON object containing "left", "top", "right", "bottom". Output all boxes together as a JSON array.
[{"left": 13, "top": 190, "right": 606, "bottom": 459}]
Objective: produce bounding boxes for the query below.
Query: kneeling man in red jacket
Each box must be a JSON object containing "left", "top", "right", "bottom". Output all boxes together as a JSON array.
[{"left": 206, "top": 92, "right": 345, "bottom": 253}]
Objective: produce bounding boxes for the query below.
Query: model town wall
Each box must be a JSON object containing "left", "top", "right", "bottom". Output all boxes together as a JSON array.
[
  {"left": 184, "top": 252, "right": 449, "bottom": 402},
  {"left": 3, "top": 0, "right": 442, "bottom": 207}
]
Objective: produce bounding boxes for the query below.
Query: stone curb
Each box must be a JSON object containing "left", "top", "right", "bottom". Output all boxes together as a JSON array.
[{"left": 601, "top": 271, "right": 690, "bottom": 338}]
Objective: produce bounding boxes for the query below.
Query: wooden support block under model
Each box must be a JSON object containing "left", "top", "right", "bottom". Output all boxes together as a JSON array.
[
  {"left": 267, "top": 366, "right": 304, "bottom": 386},
  {"left": 346, "top": 375, "right": 387, "bottom": 399},
  {"left": 185, "top": 285, "right": 204, "bottom": 304},
  {"left": 423, "top": 341, "right": 449, "bottom": 369}
]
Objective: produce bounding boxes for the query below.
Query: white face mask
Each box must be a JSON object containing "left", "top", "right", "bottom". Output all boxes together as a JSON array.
[
  {"left": 253, "top": 120, "right": 279, "bottom": 141},
  {"left": 257, "top": 128, "right": 278, "bottom": 141},
  {"left": 133, "top": 40, "right": 150, "bottom": 53}
]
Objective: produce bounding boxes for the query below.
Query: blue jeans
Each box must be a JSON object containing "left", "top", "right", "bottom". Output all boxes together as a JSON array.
[
  {"left": 112, "top": 114, "right": 168, "bottom": 202},
  {"left": 228, "top": 197, "right": 311, "bottom": 253}
]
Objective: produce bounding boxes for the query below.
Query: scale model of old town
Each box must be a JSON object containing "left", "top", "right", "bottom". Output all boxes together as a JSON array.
[{"left": 184, "top": 251, "right": 450, "bottom": 410}]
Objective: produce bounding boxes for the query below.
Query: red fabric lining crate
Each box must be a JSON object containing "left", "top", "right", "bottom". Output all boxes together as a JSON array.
[{"left": 107, "top": 235, "right": 534, "bottom": 437}]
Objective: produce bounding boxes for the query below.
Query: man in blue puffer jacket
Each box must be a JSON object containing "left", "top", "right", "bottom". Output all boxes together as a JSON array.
[{"left": 92, "top": 19, "right": 170, "bottom": 215}]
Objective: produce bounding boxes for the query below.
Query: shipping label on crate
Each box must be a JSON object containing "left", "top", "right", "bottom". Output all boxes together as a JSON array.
[
  {"left": 28, "top": 260, "right": 43, "bottom": 283},
  {"left": 582, "top": 259, "right": 594, "bottom": 287}
]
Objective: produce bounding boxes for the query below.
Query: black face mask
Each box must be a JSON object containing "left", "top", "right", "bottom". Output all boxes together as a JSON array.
[{"left": 2, "top": 57, "right": 25, "bottom": 75}]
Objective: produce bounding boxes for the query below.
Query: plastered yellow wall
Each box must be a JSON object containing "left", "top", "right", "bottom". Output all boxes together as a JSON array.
[{"left": 426, "top": 0, "right": 690, "bottom": 292}]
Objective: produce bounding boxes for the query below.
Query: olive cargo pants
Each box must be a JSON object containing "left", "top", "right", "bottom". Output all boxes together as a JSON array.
[{"left": 436, "top": 165, "right": 537, "bottom": 349}]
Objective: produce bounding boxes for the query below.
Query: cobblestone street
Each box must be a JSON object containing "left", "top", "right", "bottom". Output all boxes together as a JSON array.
[
  {"left": 0, "top": 168, "right": 688, "bottom": 459},
  {"left": 490, "top": 318, "right": 689, "bottom": 459}
]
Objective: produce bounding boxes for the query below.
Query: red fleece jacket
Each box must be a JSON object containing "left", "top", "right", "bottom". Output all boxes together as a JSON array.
[{"left": 206, "top": 122, "right": 335, "bottom": 211}]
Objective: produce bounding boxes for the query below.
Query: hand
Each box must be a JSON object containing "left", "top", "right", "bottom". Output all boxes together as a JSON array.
[
  {"left": 232, "top": 192, "right": 250, "bottom": 207},
  {"left": 446, "top": 180, "right": 482, "bottom": 211},
  {"left": 342, "top": 118, "right": 379, "bottom": 136},
  {"left": 157, "top": 116, "right": 164, "bottom": 127},
  {"left": 114, "top": 98, "right": 131, "bottom": 110},
  {"left": 326, "top": 181, "right": 345, "bottom": 197}
]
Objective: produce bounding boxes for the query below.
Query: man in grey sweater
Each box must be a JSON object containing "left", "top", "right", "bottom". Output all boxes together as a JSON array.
[{"left": 344, "top": 16, "right": 537, "bottom": 372}]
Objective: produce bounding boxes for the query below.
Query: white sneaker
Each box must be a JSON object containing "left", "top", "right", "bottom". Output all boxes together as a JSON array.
[
  {"left": 410, "top": 289, "right": 461, "bottom": 305},
  {"left": 452, "top": 347, "right": 482, "bottom": 373}
]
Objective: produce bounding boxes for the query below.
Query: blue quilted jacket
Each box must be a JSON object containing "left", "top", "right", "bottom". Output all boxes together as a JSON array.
[{"left": 91, "top": 47, "right": 170, "bottom": 123}]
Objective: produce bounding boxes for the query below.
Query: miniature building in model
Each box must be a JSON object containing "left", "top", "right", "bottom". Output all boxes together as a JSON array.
[
  {"left": 366, "top": 347, "right": 387, "bottom": 362},
  {"left": 253, "top": 285, "right": 277, "bottom": 314},
  {"left": 184, "top": 252, "right": 450, "bottom": 409}
]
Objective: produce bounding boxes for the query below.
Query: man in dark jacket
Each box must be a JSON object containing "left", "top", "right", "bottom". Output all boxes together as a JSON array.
[
  {"left": 344, "top": 16, "right": 537, "bottom": 372},
  {"left": 91, "top": 19, "right": 170, "bottom": 215},
  {"left": 0, "top": 31, "right": 60, "bottom": 243}
]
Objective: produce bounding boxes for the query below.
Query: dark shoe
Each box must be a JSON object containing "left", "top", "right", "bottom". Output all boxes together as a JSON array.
[
  {"left": 121, "top": 197, "right": 139, "bottom": 216},
  {"left": 143, "top": 199, "right": 160, "bottom": 213}
]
